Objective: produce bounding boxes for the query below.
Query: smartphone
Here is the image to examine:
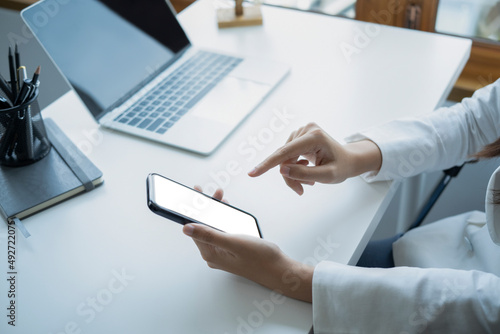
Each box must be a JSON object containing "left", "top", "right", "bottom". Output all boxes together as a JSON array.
[{"left": 147, "top": 173, "right": 262, "bottom": 238}]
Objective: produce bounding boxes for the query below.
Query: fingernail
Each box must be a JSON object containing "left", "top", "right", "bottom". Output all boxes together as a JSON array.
[
  {"left": 281, "top": 165, "right": 290, "bottom": 177},
  {"left": 183, "top": 224, "right": 195, "bottom": 236},
  {"left": 248, "top": 167, "right": 257, "bottom": 176}
]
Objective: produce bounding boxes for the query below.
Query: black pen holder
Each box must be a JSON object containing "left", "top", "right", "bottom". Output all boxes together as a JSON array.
[{"left": 0, "top": 88, "right": 51, "bottom": 167}]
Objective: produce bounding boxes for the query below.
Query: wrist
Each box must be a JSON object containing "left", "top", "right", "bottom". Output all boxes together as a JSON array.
[
  {"left": 271, "top": 256, "right": 313, "bottom": 303},
  {"left": 344, "top": 140, "right": 382, "bottom": 177}
]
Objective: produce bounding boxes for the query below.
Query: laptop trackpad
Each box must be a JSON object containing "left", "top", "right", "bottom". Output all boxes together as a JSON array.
[{"left": 190, "top": 77, "right": 270, "bottom": 126}]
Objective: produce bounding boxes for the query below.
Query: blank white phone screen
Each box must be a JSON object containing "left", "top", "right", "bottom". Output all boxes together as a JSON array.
[{"left": 151, "top": 175, "right": 260, "bottom": 238}]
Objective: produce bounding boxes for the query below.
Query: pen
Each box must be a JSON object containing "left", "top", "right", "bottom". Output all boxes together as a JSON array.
[
  {"left": 15, "top": 79, "right": 30, "bottom": 106},
  {"left": 15, "top": 66, "right": 29, "bottom": 106},
  {"left": 17, "top": 66, "right": 27, "bottom": 93},
  {"left": 8, "top": 47, "right": 17, "bottom": 101}
]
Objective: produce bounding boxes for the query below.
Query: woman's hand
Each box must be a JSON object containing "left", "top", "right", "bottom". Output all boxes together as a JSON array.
[
  {"left": 248, "top": 122, "right": 382, "bottom": 195},
  {"left": 185, "top": 187, "right": 314, "bottom": 303}
]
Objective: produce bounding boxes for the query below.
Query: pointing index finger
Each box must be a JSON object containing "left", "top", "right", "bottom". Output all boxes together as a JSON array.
[{"left": 248, "top": 135, "right": 315, "bottom": 177}]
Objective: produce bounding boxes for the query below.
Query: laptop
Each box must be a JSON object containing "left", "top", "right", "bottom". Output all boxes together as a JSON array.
[{"left": 21, "top": 0, "right": 289, "bottom": 155}]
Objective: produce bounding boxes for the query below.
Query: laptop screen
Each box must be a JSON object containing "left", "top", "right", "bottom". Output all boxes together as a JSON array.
[{"left": 22, "top": 0, "right": 190, "bottom": 119}]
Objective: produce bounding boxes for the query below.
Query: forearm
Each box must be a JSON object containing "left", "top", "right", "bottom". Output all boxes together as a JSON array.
[{"left": 260, "top": 256, "right": 314, "bottom": 303}]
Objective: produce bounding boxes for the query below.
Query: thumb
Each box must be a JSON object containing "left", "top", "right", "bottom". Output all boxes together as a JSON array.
[{"left": 183, "top": 223, "right": 234, "bottom": 249}]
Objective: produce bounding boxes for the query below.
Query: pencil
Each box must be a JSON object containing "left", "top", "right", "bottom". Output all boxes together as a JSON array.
[
  {"left": 31, "top": 66, "right": 40, "bottom": 85},
  {"left": 26, "top": 66, "right": 41, "bottom": 102},
  {"left": 8, "top": 47, "right": 17, "bottom": 101},
  {"left": 15, "top": 44, "right": 20, "bottom": 72}
]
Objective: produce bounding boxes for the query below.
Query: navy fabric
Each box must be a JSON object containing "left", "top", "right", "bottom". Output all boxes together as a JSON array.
[{"left": 356, "top": 233, "right": 404, "bottom": 268}]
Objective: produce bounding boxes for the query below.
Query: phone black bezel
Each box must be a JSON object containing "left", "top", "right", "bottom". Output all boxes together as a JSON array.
[{"left": 146, "top": 173, "right": 263, "bottom": 238}]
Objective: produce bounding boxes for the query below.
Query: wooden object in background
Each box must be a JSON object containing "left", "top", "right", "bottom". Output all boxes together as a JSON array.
[
  {"left": 355, "top": 0, "right": 439, "bottom": 32},
  {"left": 450, "top": 2, "right": 500, "bottom": 101},
  {"left": 449, "top": 40, "right": 500, "bottom": 101},
  {"left": 171, "top": 0, "right": 196, "bottom": 13},
  {"left": 217, "top": 4, "right": 263, "bottom": 28}
]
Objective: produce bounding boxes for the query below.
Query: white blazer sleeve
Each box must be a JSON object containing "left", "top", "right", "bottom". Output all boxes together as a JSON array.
[
  {"left": 346, "top": 79, "right": 500, "bottom": 182},
  {"left": 312, "top": 261, "right": 500, "bottom": 333}
]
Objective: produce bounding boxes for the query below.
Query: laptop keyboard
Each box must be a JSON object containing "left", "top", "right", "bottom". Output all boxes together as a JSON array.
[{"left": 114, "top": 51, "right": 243, "bottom": 135}]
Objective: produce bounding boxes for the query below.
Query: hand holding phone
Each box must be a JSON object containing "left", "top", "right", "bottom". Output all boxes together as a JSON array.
[{"left": 147, "top": 173, "right": 262, "bottom": 238}]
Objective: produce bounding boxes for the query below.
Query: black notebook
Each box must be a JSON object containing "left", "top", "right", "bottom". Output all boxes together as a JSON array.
[{"left": 0, "top": 118, "right": 103, "bottom": 222}]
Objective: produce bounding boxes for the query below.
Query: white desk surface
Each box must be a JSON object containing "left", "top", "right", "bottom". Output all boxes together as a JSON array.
[{"left": 0, "top": 1, "right": 471, "bottom": 333}]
